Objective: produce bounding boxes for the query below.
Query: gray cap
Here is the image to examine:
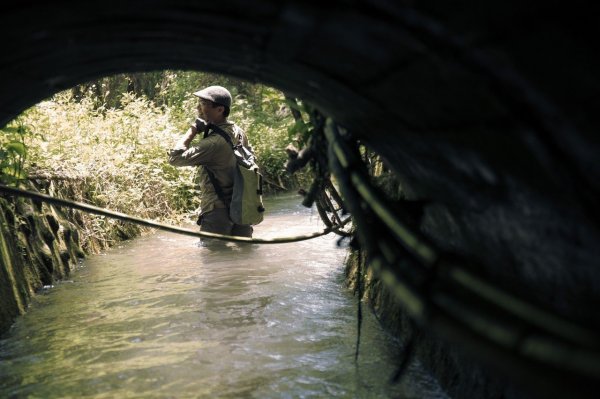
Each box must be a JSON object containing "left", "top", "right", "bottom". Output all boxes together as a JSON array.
[{"left": 193, "top": 85, "right": 232, "bottom": 108}]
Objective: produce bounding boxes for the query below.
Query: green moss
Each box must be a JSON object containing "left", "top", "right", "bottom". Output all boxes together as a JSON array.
[
  {"left": 0, "top": 199, "right": 28, "bottom": 332},
  {"left": 0, "top": 183, "right": 86, "bottom": 335}
]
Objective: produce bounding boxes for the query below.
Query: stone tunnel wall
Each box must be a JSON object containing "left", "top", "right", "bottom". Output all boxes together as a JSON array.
[
  {"left": 0, "top": 181, "right": 85, "bottom": 334},
  {"left": 1, "top": 2, "right": 599, "bottom": 398},
  {"left": 342, "top": 160, "right": 600, "bottom": 399},
  {"left": 345, "top": 251, "right": 520, "bottom": 399}
]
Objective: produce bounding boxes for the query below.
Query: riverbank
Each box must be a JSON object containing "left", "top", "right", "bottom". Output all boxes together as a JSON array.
[
  {"left": 344, "top": 251, "right": 512, "bottom": 399},
  {"left": 0, "top": 193, "right": 447, "bottom": 398},
  {"left": 0, "top": 180, "right": 300, "bottom": 335},
  {"left": 0, "top": 180, "right": 85, "bottom": 333},
  {"left": 0, "top": 175, "right": 179, "bottom": 334}
]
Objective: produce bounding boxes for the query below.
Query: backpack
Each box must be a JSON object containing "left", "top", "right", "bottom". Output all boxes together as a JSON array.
[{"left": 205, "top": 124, "right": 265, "bottom": 226}]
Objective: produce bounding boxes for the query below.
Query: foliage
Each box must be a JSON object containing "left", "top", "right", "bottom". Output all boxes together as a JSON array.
[
  {"left": 24, "top": 91, "right": 198, "bottom": 211},
  {"left": 0, "top": 71, "right": 311, "bottom": 250},
  {"left": 10, "top": 91, "right": 197, "bottom": 251},
  {"left": 0, "top": 121, "right": 35, "bottom": 185},
  {"left": 284, "top": 97, "right": 315, "bottom": 147},
  {"left": 229, "top": 85, "right": 304, "bottom": 188},
  {"left": 64, "top": 71, "right": 303, "bottom": 186}
]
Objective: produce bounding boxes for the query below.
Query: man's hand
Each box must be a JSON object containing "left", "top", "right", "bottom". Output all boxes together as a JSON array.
[
  {"left": 194, "top": 118, "right": 207, "bottom": 132},
  {"left": 171, "top": 118, "right": 207, "bottom": 154},
  {"left": 175, "top": 126, "right": 199, "bottom": 150}
]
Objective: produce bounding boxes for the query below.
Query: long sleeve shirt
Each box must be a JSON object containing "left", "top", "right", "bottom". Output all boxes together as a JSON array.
[{"left": 168, "top": 122, "right": 248, "bottom": 215}]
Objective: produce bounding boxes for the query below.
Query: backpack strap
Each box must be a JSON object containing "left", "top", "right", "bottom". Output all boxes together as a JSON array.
[
  {"left": 203, "top": 123, "right": 235, "bottom": 209},
  {"left": 207, "top": 123, "right": 234, "bottom": 148},
  {"left": 205, "top": 167, "right": 228, "bottom": 208}
]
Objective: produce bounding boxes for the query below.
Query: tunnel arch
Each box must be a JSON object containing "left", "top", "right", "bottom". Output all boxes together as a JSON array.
[
  {"left": 2, "top": 2, "right": 600, "bottom": 399},
  {"left": 1, "top": 1, "right": 598, "bottom": 217}
]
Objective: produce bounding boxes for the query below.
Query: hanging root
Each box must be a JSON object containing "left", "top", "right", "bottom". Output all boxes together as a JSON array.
[{"left": 354, "top": 247, "right": 364, "bottom": 363}]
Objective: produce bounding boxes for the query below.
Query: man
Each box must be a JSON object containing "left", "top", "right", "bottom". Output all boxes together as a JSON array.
[{"left": 168, "top": 85, "right": 253, "bottom": 243}]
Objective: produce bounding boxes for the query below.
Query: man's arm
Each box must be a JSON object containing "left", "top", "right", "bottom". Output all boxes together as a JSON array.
[
  {"left": 175, "top": 117, "right": 207, "bottom": 149},
  {"left": 175, "top": 126, "right": 198, "bottom": 150},
  {"left": 168, "top": 119, "right": 211, "bottom": 166},
  {"left": 168, "top": 136, "right": 220, "bottom": 167}
]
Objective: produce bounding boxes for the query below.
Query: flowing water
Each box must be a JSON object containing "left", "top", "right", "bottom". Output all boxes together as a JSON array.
[{"left": 0, "top": 193, "right": 447, "bottom": 398}]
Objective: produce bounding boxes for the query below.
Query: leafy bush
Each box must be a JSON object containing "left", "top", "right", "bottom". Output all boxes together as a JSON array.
[
  {"left": 8, "top": 92, "right": 196, "bottom": 252},
  {"left": 67, "top": 71, "right": 303, "bottom": 187},
  {"left": 0, "top": 71, "right": 314, "bottom": 251},
  {"left": 0, "top": 122, "right": 31, "bottom": 185},
  {"left": 4, "top": 74, "right": 305, "bottom": 237}
]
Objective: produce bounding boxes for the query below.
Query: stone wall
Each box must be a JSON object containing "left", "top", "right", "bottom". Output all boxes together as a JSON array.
[
  {"left": 343, "top": 160, "right": 600, "bottom": 399},
  {"left": 0, "top": 182, "right": 85, "bottom": 334},
  {"left": 345, "top": 251, "right": 524, "bottom": 399},
  {"left": 0, "top": 2, "right": 598, "bottom": 398}
]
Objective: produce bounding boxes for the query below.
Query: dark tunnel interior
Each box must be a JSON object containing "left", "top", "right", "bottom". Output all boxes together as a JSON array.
[{"left": 1, "top": 1, "right": 599, "bottom": 398}]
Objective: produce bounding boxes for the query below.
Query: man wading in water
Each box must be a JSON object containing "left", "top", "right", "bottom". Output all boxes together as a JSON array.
[{"left": 168, "top": 85, "right": 253, "bottom": 246}]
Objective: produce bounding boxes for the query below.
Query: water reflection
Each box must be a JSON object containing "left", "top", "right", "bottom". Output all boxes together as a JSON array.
[{"left": 0, "top": 193, "right": 447, "bottom": 398}]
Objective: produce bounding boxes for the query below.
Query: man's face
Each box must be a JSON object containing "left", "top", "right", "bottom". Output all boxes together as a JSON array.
[
  {"left": 197, "top": 98, "right": 222, "bottom": 123},
  {"left": 196, "top": 99, "right": 204, "bottom": 119}
]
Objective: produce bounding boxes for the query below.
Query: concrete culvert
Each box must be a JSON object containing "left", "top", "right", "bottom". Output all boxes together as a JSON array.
[{"left": 1, "top": 1, "right": 599, "bottom": 399}]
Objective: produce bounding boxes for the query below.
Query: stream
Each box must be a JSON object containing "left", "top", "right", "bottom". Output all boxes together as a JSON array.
[{"left": 0, "top": 193, "right": 447, "bottom": 398}]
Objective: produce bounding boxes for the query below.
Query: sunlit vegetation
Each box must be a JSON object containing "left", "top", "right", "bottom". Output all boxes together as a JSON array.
[
  {"left": 0, "top": 123, "right": 29, "bottom": 185},
  {"left": 0, "top": 71, "right": 312, "bottom": 251}
]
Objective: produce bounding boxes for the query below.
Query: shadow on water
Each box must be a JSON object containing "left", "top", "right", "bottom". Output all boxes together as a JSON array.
[{"left": 0, "top": 193, "right": 448, "bottom": 398}]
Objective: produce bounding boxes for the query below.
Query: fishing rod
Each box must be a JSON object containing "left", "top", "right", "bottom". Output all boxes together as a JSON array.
[{"left": 0, "top": 184, "right": 351, "bottom": 244}]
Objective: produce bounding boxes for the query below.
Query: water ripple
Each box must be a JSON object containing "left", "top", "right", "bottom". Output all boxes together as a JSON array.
[{"left": 0, "top": 194, "right": 447, "bottom": 398}]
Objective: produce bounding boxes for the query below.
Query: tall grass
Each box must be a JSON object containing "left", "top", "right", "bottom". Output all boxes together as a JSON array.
[
  {"left": 5, "top": 83, "right": 307, "bottom": 252},
  {"left": 13, "top": 92, "right": 195, "bottom": 251}
]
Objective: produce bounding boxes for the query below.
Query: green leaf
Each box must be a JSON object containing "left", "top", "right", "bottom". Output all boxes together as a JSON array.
[
  {"left": 5, "top": 142, "right": 26, "bottom": 157},
  {"left": 0, "top": 126, "right": 20, "bottom": 134},
  {"left": 1, "top": 165, "right": 27, "bottom": 179},
  {"left": 0, "top": 174, "right": 17, "bottom": 185},
  {"left": 287, "top": 119, "right": 309, "bottom": 136},
  {"left": 284, "top": 99, "right": 303, "bottom": 113}
]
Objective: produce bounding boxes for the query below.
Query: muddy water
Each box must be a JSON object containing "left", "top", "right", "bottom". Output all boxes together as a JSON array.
[{"left": 0, "top": 193, "right": 447, "bottom": 398}]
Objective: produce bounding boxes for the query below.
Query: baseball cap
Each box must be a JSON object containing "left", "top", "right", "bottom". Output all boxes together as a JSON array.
[{"left": 193, "top": 85, "right": 232, "bottom": 108}]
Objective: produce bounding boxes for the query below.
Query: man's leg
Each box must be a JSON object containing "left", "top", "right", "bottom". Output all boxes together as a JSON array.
[
  {"left": 231, "top": 224, "right": 254, "bottom": 251},
  {"left": 198, "top": 208, "right": 233, "bottom": 248},
  {"left": 231, "top": 224, "right": 253, "bottom": 238}
]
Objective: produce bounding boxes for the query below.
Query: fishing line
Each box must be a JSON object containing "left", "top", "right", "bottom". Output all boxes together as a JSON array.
[{"left": 0, "top": 184, "right": 351, "bottom": 244}]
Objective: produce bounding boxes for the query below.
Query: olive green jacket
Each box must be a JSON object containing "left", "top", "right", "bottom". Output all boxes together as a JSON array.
[{"left": 168, "top": 122, "right": 249, "bottom": 216}]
